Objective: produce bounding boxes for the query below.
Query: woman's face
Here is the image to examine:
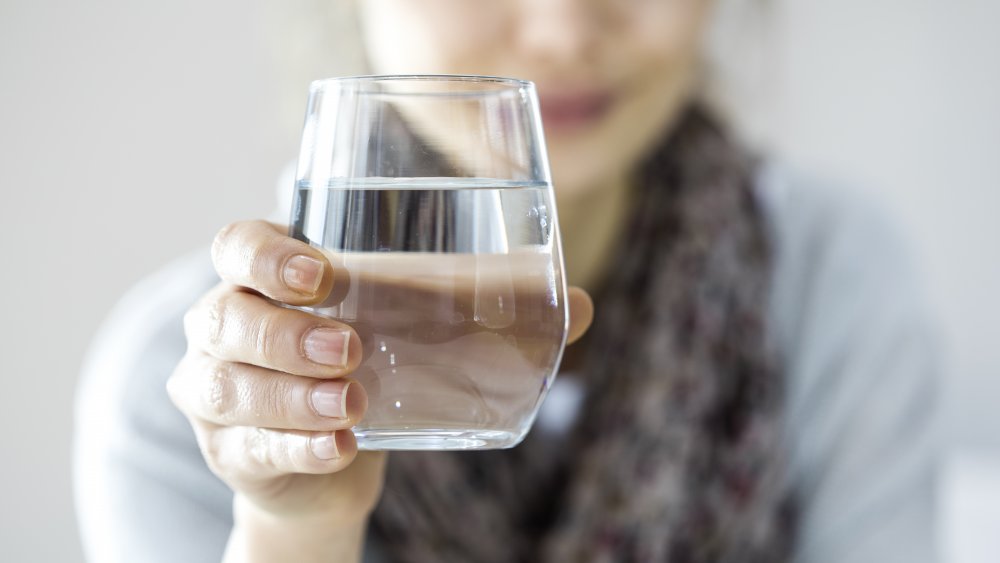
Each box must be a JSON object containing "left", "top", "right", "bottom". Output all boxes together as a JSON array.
[{"left": 356, "top": 0, "right": 712, "bottom": 200}]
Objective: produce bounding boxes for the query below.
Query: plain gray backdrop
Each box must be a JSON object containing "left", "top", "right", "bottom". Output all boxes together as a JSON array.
[{"left": 1, "top": 1, "right": 998, "bottom": 561}]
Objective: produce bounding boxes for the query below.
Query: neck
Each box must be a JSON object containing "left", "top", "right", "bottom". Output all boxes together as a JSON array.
[{"left": 555, "top": 174, "right": 632, "bottom": 294}]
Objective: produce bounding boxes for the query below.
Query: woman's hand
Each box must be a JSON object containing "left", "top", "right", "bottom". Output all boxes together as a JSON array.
[
  {"left": 167, "top": 220, "right": 594, "bottom": 562},
  {"left": 167, "top": 220, "right": 380, "bottom": 561}
]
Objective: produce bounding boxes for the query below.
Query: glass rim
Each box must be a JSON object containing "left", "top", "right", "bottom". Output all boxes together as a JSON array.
[{"left": 309, "top": 74, "right": 535, "bottom": 95}]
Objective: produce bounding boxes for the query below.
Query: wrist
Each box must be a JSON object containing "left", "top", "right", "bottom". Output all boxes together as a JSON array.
[{"left": 224, "top": 494, "right": 368, "bottom": 563}]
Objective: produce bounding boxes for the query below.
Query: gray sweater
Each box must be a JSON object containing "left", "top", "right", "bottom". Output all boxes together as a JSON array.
[{"left": 74, "top": 164, "right": 941, "bottom": 562}]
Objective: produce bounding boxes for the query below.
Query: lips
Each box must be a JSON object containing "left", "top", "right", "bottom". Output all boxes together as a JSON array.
[{"left": 537, "top": 90, "right": 614, "bottom": 133}]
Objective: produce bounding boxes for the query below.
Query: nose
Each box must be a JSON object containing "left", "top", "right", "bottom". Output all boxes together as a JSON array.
[{"left": 514, "top": 0, "right": 606, "bottom": 67}]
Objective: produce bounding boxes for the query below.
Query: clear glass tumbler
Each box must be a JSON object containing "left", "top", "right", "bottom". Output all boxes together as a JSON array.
[{"left": 290, "top": 75, "right": 568, "bottom": 450}]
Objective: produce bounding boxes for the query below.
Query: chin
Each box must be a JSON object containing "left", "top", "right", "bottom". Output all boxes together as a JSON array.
[
  {"left": 547, "top": 133, "right": 626, "bottom": 201},
  {"left": 550, "top": 159, "right": 615, "bottom": 202}
]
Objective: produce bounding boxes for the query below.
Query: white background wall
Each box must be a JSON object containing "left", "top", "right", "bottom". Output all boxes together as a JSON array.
[
  {"left": 0, "top": 2, "right": 284, "bottom": 560},
  {"left": 769, "top": 0, "right": 1000, "bottom": 453},
  {"left": 1, "top": 1, "right": 997, "bottom": 561}
]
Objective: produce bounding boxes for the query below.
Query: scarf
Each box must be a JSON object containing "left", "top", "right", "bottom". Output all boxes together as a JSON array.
[{"left": 370, "top": 105, "right": 796, "bottom": 562}]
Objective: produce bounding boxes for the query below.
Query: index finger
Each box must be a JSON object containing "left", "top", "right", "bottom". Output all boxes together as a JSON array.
[{"left": 212, "top": 220, "right": 334, "bottom": 306}]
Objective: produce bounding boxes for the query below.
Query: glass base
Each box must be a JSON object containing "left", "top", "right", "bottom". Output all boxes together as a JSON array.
[{"left": 354, "top": 428, "right": 524, "bottom": 451}]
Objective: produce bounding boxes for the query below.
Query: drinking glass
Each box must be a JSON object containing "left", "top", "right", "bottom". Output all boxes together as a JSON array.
[{"left": 290, "top": 75, "right": 568, "bottom": 450}]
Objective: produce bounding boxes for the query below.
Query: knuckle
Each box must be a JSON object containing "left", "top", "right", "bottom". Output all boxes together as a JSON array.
[
  {"left": 205, "top": 291, "right": 234, "bottom": 350},
  {"left": 257, "top": 375, "right": 293, "bottom": 422},
  {"left": 184, "top": 289, "right": 235, "bottom": 353},
  {"left": 246, "top": 234, "right": 273, "bottom": 277},
  {"left": 203, "top": 360, "right": 239, "bottom": 422},
  {"left": 247, "top": 232, "right": 288, "bottom": 287},
  {"left": 252, "top": 311, "right": 283, "bottom": 366},
  {"left": 245, "top": 427, "right": 274, "bottom": 470},
  {"left": 193, "top": 424, "right": 226, "bottom": 476},
  {"left": 211, "top": 222, "right": 239, "bottom": 268}
]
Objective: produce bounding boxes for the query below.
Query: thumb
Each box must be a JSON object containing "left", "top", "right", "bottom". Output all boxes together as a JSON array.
[{"left": 566, "top": 286, "right": 594, "bottom": 345}]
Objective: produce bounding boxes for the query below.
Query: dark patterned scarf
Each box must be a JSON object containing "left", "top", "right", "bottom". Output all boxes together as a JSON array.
[{"left": 371, "top": 106, "right": 796, "bottom": 562}]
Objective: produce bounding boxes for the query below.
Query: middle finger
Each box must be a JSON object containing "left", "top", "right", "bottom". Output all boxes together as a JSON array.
[
  {"left": 185, "top": 284, "right": 362, "bottom": 377},
  {"left": 169, "top": 352, "right": 368, "bottom": 431}
]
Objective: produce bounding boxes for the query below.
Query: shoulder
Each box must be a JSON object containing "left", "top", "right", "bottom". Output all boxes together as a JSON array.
[
  {"left": 753, "top": 160, "right": 942, "bottom": 440},
  {"left": 755, "top": 160, "right": 921, "bottom": 285},
  {"left": 754, "top": 161, "right": 937, "bottom": 362},
  {"left": 755, "top": 163, "right": 942, "bottom": 562}
]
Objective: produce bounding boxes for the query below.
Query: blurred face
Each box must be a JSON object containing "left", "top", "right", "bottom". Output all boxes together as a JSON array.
[{"left": 356, "top": 0, "right": 712, "bottom": 200}]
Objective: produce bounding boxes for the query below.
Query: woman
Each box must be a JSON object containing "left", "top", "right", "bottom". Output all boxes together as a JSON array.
[{"left": 74, "top": 1, "right": 940, "bottom": 562}]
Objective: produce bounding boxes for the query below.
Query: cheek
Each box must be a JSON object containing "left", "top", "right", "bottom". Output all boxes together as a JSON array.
[
  {"left": 548, "top": 4, "right": 709, "bottom": 195},
  {"left": 628, "top": 1, "right": 708, "bottom": 77},
  {"left": 624, "top": 32, "right": 702, "bottom": 129}
]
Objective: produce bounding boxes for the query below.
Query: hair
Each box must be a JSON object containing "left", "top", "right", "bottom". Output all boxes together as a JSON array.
[{"left": 258, "top": 1, "right": 777, "bottom": 150}]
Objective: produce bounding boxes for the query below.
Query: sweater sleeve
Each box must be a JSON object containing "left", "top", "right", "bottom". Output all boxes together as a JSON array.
[
  {"left": 73, "top": 250, "right": 235, "bottom": 563},
  {"left": 73, "top": 250, "right": 390, "bottom": 563},
  {"left": 759, "top": 167, "right": 943, "bottom": 563}
]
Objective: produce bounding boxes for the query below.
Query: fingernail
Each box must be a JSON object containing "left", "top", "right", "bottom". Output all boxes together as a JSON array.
[
  {"left": 310, "top": 433, "right": 340, "bottom": 460},
  {"left": 311, "top": 381, "right": 351, "bottom": 419},
  {"left": 282, "top": 255, "right": 324, "bottom": 295},
  {"left": 303, "top": 328, "right": 350, "bottom": 367}
]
